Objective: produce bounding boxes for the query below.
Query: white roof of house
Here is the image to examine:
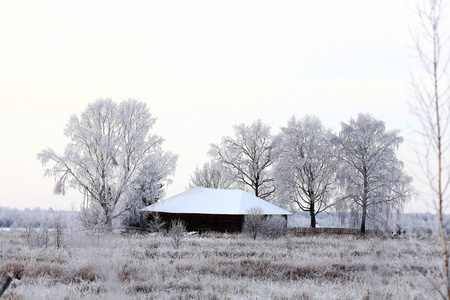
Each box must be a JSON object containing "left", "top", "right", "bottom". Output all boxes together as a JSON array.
[{"left": 140, "top": 187, "right": 292, "bottom": 215}]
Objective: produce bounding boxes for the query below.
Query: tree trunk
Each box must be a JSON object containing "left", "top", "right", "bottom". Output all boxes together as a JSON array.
[
  {"left": 361, "top": 196, "right": 367, "bottom": 235},
  {"left": 360, "top": 212, "right": 366, "bottom": 235},
  {"left": 310, "top": 204, "right": 316, "bottom": 228},
  {"left": 430, "top": 6, "right": 450, "bottom": 295},
  {"left": 106, "top": 215, "right": 113, "bottom": 233},
  {"left": 361, "top": 173, "right": 368, "bottom": 235}
]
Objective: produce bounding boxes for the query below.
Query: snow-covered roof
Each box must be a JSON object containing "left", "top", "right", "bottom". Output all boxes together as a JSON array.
[{"left": 140, "top": 187, "right": 292, "bottom": 215}]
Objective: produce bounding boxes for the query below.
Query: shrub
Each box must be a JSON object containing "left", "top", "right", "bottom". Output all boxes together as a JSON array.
[
  {"left": 54, "top": 214, "right": 65, "bottom": 249},
  {"left": 169, "top": 219, "right": 186, "bottom": 250},
  {"left": 243, "top": 206, "right": 265, "bottom": 239},
  {"left": 69, "top": 265, "right": 99, "bottom": 283},
  {"left": 121, "top": 206, "right": 147, "bottom": 229},
  {"left": 148, "top": 212, "right": 166, "bottom": 233},
  {"left": 262, "top": 216, "right": 287, "bottom": 239},
  {"left": 243, "top": 207, "right": 287, "bottom": 239},
  {"left": 4, "top": 262, "right": 24, "bottom": 280}
]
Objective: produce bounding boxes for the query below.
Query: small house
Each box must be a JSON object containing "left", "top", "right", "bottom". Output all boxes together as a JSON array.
[{"left": 140, "top": 187, "right": 292, "bottom": 233}]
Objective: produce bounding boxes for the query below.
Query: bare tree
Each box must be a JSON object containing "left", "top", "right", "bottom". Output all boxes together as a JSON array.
[
  {"left": 274, "top": 115, "right": 338, "bottom": 227},
  {"left": 188, "top": 162, "right": 234, "bottom": 189},
  {"left": 209, "top": 120, "right": 279, "bottom": 200},
  {"left": 410, "top": 0, "right": 450, "bottom": 297},
  {"left": 38, "top": 99, "right": 177, "bottom": 231},
  {"left": 334, "top": 114, "right": 413, "bottom": 235}
]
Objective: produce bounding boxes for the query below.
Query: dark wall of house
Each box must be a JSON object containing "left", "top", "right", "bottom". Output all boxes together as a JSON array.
[{"left": 147, "top": 212, "right": 245, "bottom": 233}]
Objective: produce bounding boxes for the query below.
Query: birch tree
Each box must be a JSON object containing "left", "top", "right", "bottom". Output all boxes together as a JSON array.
[
  {"left": 38, "top": 98, "right": 177, "bottom": 231},
  {"left": 410, "top": 0, "right": 450, "bottom": 297},
  {"left": 188, "top": 162, "right": 234, "bottom": 189},
  {"left": 274, "top": 116, "right": 337, "bottom": 228},
  {"left": 334, "top": 113, "right": 412, "bottom": 235},
  {"left": 209, "top": 120, "right": 278, "bottom": 200}
]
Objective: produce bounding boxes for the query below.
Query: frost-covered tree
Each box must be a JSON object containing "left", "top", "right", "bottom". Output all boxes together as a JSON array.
[
  {"left": 410, "top": 0, "right": 450, "bottom": 297},
  {"left": 38, "top": 98, "right": 177, "bottom": 231},
  {"left": 334, "top": 113, "right": 412, "bottom": 235},
  {"left": 122, "top": 151, "right": 177, "bottom": 228},
  {"left": 274, "top": 116, "right": 337, "bottom": 228},
  {"left": 209, "top": 120, "right": 278, "bottom": 200},
  {"left": 188, "top": 162, "right": 234, "bottom": 189}
]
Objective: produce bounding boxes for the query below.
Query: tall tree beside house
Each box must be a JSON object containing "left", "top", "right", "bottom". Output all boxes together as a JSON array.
[
  {"left": 334, "top": 113, "right": 412, "bottom": 235},
  {"left": 38, "top": 98, "right": 177, "bottom": 231},
  {"left": 274, "top": 115, "right": 338, "bottom": 228},
  {"left": 209, "top": 119, "right": 279, "bottom": 201}
]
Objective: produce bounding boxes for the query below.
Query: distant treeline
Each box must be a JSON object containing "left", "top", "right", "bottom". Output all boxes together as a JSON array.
[
  {"left": 289, "top": 211, "right": 448, "bottom": 234},
  {"left": 0, "top": 206, "right": 446, "bottom": 234},
  {"left": 0, "top": 207, "right": 78, "bottom": 229}
]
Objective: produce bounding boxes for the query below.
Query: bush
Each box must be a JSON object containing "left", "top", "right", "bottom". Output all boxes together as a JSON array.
[
  {"left": 243, "top": 207, "right": 287, "bottom": 239},
  {"left": 168, "top": 219, "right": 186, "bottom": 249},
  {"left": 54, "top": 214, "right": 65, "bottom": 249},
  {"left": 148, "top": 212, "right": 166, "bottom": 233},
  {"left": 262, "top": 216, "right": 287, "bottom": 239},
  {"left": 243, "top": 206, "right": 265, "bottom": 239},
  {"left": 121, "top": 206, "right": 147, "bottom": 229}
]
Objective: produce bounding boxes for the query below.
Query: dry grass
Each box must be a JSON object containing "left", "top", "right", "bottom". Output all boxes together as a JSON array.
[{"left": 0, "top": 230, "right": 447, "bottom": 299}]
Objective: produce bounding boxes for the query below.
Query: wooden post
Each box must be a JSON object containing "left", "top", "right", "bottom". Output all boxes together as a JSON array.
[{"left": 0, "top": 273, "right": 13, "bottom": 297}]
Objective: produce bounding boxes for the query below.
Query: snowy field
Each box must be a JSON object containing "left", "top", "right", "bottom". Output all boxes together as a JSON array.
[{"left": 0, "top": 231, "right": 447, "bottom": 299}]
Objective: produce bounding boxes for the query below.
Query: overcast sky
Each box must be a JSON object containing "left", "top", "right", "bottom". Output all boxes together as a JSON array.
[{"left": 0, "top": 0, "right": 444, "bottom": 212}]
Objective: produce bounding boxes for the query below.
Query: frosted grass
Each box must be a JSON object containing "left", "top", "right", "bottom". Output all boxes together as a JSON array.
[{"left": 0, "top": 231, "right": 446, "bottom": 299}]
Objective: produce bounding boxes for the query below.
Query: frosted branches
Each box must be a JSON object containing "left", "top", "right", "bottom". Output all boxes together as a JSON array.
[
  {"left": 410, "top": 0, "right": 450, "bottom": 297},
  {"left": 209, "top": 119, "right": 278, "bottom": 201},
  {"left": 334, "top": 114, "right": 413, "bottom": 234},
  {"left": 38, "top": 98, "right": 177, "bottom": 230},
  {"left": 274, "top": 115, "right": 338, "bottom": 227},
  {"left": 188, "top": 162, "right": 234, "bottom": 189}
]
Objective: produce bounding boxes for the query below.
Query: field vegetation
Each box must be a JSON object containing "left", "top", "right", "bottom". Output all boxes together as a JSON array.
[{"left": 0, "top": 229, "right": 446, "bottom": 299}]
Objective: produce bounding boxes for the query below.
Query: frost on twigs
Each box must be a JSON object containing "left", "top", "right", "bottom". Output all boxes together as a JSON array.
[
  {"left": 37, "top": 98, "right": 177, "bottom": 232},
  {"left": 168, "top": 219, "right": 186, "bottom": 250},
  {"left": 209, "top": 119, "right": 278, "bottom": 201},
  {"left": 243, "top": 206, "right": 265, "bottom": 240},
  {"left": 188, "top": 162, "right": 234, "bottom": 189},
  {"left": 80, "top": 200, "right": 108, "bottom": 233},
  {"left": 409, "top": 0, "right": 450, "bottom": 298},
  {"left": 274, "top": 115, "right": 338, "bottom": 228},
  {"left": 54, "top": 214, "right": 65, "bottom": 249},
  {"left": 334, "top": 114, "right": 412, "bottom": 235},
  {"left": 263, "top": 216, "right": 287, "bottom": 239},
  {"left": 147, "top": 212, "right": 166, "bottom": 234},
  {"left": 243, "top": 206, "right": 287, "bottom": 240}
]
